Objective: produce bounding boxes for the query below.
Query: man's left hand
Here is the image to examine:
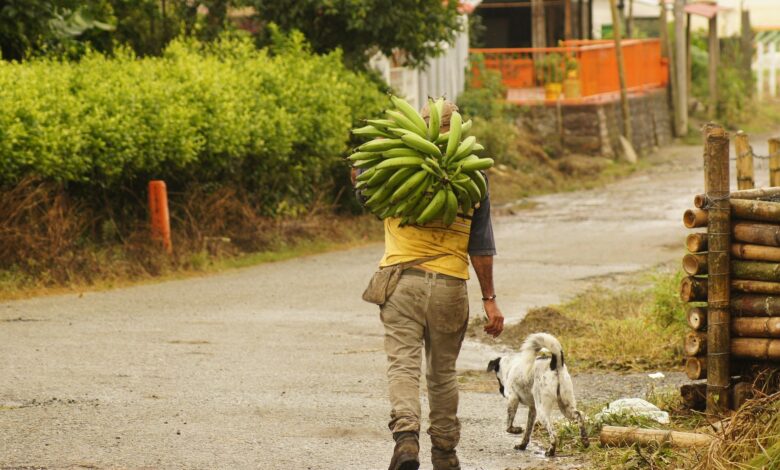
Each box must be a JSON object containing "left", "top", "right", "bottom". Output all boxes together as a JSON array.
[{"left": 483, "top": 300, "right": 504, "bottom": 337}]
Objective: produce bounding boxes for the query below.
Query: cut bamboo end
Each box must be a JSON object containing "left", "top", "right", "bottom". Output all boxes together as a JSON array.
[
  {"left": 732, "top": 317, "right": 780, "bottom": 338},
  {"left": 680, "top": 276, "right": 708, "bottom": 302},
  {"left": 680, "top": 383, "right": 707, "bottom": 411},
  {"left": 599, "top": 426, "right": 713, "bottom": 448},
  {"left": 683, "top": 253, "right": 708, "bottom": 275},
  {"left": 686, "top": 233, "right": 708, "bottom": 253},
  {"left": 685, "top": 331, "right": 707, "bottom": 356},
  {"left": 694, "top": 194, "right": 707, "bottom": 209},
  {"left": 733, "top": 221, "right": 780, "bottom": 247},
  {"left": 684, "top": 209, "right": 709, "bottom": 228},
  {"left": 685, "top": 356, "right": 707, "bottom": 380},
  {"left": 687, "top": 307, "right": 707, "bottom": 331}
]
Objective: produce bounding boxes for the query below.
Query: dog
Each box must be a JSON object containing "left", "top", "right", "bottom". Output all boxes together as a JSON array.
[{"left": 487, "top": 332, "right": 588, "bottom": 456}]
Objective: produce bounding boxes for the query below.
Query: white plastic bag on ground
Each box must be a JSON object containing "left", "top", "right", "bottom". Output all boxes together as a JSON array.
[{"left": 595, "top": 398, "right": 670, "bottom": 424}]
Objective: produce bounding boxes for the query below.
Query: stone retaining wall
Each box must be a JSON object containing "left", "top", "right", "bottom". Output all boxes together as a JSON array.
[{"left": 521, "top": 88, "right": 673, "bottom": 158}]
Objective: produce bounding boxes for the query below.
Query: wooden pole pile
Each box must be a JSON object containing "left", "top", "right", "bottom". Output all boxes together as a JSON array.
[{"left": 682, "top": 129, "right": 780, "bottom": 413}]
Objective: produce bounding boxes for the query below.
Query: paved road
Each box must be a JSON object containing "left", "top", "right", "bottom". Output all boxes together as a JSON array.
[{"left": 0, "top": 138, "right": 767, "bottom": 469}]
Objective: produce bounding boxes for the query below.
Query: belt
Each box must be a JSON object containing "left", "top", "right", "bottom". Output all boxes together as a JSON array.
[{"left": 403, "top": 267, "right": 464, "bottom": 283}]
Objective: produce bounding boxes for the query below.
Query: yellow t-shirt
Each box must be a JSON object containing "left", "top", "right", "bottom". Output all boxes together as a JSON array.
[{"left": 379, "top": 214, "right": 473, "bottom": 280}]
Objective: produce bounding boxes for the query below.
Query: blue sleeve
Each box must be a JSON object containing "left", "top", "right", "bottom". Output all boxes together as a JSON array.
[{"left": 468, "top": 175, "right": 496, "bottom": 256}]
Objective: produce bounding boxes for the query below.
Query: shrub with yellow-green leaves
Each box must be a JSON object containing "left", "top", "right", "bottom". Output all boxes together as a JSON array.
[{"left": 0, "top": 33, "right": 385, "bottom": 215}]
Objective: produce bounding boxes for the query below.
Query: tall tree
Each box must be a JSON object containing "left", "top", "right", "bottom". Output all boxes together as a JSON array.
[{"left": 248, "top": 0, "right": 462, "bottom": 67}]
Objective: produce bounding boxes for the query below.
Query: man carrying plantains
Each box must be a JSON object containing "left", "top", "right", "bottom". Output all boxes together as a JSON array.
[{"left": 354, "top": 100, "right": 504, "bottom": 470}]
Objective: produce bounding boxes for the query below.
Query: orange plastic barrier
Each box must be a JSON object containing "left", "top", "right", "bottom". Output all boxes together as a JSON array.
[
  {"left": 148, "top": 180, "right": 172, "bottom": 253},
  {"left": 470, "top": 39, "right": 668, "bottom": 100}
]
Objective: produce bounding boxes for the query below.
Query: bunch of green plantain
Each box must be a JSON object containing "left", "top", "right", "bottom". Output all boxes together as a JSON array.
[{"left": 349, "top": 95, "right": 494, "bottom": 226}]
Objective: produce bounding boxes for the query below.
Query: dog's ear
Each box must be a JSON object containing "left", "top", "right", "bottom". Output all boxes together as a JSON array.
[{"left": 487, "top": 357, "right": 501, "bottom": 373}]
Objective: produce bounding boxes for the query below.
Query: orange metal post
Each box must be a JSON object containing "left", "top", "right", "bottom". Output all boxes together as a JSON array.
[{"left": 148, "top": 180, "right": 172, "bottom": 253}]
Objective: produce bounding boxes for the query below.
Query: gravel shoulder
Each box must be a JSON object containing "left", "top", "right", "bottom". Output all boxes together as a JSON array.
[{"left": 0, "top": 140, "right": 753, "bottom": 469}]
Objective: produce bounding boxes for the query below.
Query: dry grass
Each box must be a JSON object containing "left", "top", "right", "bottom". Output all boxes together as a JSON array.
[
  {"left": 698, "top": 377, "right": 780, "bottom": 470},
  {"left": 469, "top": 269, "right": 688, "bottom": 372},
  {"left": 0, "top": 179, "right": 383, "bottom": 299}
]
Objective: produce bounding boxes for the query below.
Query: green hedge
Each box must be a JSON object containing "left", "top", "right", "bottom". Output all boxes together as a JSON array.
[{"left": 0, "top": 33, "right": 385, "bottom": 215}]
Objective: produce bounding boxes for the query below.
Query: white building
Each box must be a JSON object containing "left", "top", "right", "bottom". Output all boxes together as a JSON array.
[{"left": 591, "top": 0, "right": 780, "bottom": 38}]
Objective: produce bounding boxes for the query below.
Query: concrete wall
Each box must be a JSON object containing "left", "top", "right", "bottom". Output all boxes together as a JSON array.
[{"left": 522, "top": 88, "right": 673, "bottom": 158}]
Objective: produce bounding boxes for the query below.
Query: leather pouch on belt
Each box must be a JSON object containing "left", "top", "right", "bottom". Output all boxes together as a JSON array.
[{"left": 362, "top": 254, "right": 445, "bottom": 306}]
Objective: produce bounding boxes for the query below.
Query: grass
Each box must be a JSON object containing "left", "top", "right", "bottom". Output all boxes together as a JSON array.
[
  {"left": 469, "top": 268, "right": 688, "bottom": 372},
  {"left": 0, "top": 214, "right": 384, "bottom": 302},
  {"left": 682, "top": 99, "right": 780, "bottom": 146}
]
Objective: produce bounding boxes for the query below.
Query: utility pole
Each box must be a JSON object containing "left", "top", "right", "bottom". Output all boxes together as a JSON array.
[
  {"left": 565, "top": 0, "right": 573, "bottom": 40},
  {"left": 627, "top": 0, "right": 635, "bottom": 38},
  {"left": 674, "top": 0, "right": 689, "bottom": 137},
  {"left": 609, "top": 0, "right": 632, "bottom": 143}
]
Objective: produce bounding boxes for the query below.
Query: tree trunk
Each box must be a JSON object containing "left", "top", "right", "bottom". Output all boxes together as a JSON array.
[
  {"left": 732, "top": 279, "right": 780, "bottom": 295},
  {"left": 686, "top": 233, "right": 708, "bottom": 253},
  {"left": 703, "top": 123, "right": 730, "bottom": 415},
  {"left": 600, "top": 426, "right": 713, "bottom": 448},
  {"left": 741, "top": 10, "right": 753, "bottom": 96},
  {"left": 627, "top": 0, "right": 635, "bottom": 38},
  {"left": 673, "top": 0, "right": 688, "bottom": 136},
  {"left": 685, "top": 331, "right": 707, "bottom": 356},
  {"left": 735, "top": 131, "right": 755, "bottom": 190},
  {"left": 685, "top": 356, "right": 707, "bottom": 380},
  {"left": 731, "top": 199, "right": 780, "bottom": 223},
  {"left": 684, "top": 209, "right": 708, "bottom": 228},
  {"left": 609, "top": 0, "right": 632, "bottom": 143},
  {"left": 731, "top": 294, "right": 780, "bottom": 317},
  {"left": 683, "top": 253, "right": 707, "bottom": 275},
  {"left": 733, "top": 222, "right": 780, "bottom": 246},
  {"left": 732, "top": 243, "right": 780, "bottom": 263},
  {"left": 732, "top": 260, "right": 780, "bottom": 282},
  {"left": 732, "top": 317, "right": 780, "bottom": 338},
  {"left": 688, "top": 307, "right": 707, "bottom": 330},
  {"left": 532, "top": 0, "right": 546, "bottom": 49},
  {"left": 708, "top": 15, "right": 719, "bottom": 120}
]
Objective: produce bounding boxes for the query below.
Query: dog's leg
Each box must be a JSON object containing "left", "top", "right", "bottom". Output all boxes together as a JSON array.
[
  {"left": 537, "top": 404, "right": 557, "bottom": 457},
  {"left": 506, "top": 394, "right": 523, "bottom": 434},
  {"left": 539, "top": 396, "right": 558, "bottom": 457},
  {"left": 514, "top": 407, "right": 535, "bottom": 451},
  {"left": 573, "top": 410, "right": 589, "bottom": 448},
  {"left": 558, "top": 388, "right": 590, "bottom": 448}
]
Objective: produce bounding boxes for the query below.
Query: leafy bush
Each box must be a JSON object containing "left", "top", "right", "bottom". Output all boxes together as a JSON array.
[
  {"left": 0, "top": 33, "right": 385, "bottom": 215},
  {"left": 457, "top": 53, "right": 515, "bottom": 121}
]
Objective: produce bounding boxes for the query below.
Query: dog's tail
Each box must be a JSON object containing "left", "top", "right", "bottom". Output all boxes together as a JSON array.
[{"left": 520, "top": 332, "right": 565, "bottom": 372}]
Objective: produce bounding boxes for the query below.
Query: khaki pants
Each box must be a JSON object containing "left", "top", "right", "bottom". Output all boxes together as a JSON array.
[{"left": 380, "top": 270, "right": 469, "bottom": 451}]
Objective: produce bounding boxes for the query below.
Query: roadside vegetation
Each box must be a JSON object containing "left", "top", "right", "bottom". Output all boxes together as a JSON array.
[
  {"left": 458, "top": 57, "right": 644, "bottom": 208},
  {"left": 469, "top": 268, "right": 687, "bottom": 371}
]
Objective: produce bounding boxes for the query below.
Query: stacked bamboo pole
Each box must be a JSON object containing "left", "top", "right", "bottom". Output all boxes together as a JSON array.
[{"left": 681, "top": 130, "right": 780, "bottom": 413}]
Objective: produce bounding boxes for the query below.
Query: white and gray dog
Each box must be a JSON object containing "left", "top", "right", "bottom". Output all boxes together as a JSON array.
[{"left": 487, "top": 332, "right": 589, "bottom": 456}]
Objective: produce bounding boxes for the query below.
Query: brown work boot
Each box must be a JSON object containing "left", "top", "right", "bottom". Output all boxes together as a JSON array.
[
  {"left": 431, "top": 447, "right": 461, "bottom": 470},
  {"left": 388, "top": 431, "right": 420, "bottom": 470}
]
